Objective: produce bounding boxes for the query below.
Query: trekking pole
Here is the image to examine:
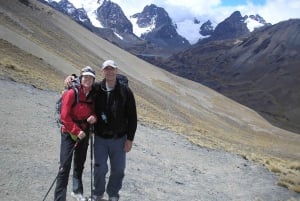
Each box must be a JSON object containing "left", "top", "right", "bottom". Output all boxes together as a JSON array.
[
  {"left": 89, "top": 124, "right": 95, "bottom": 200},
  {"left": 42, "top": 139, "right": 81, "bottom": 201}
]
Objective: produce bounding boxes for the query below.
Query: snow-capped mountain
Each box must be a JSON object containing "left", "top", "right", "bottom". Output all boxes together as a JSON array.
[
  {"left": 39, "top": 0, "right": 269, "bottom": 54},
  {"left": 130, "top": 4, "right": 190, "bottom": 49},
  {"left": 96, "top": 0, "right": 132, "bottom": 34}
]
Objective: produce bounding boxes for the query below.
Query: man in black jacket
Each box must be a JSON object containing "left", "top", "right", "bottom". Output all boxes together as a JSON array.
[{"left": 91, "top": 60, "right": 137, "bottom": 201}]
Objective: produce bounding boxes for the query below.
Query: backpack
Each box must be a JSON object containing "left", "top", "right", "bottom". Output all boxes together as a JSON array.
[
  {"left": 117, "top": 74, "right": 130, "bottom": 103},
  {"left": 117, "top": 74, "right": 128, "bottom": 86},
  {"left": 55, "top": 80, "right": 80, "bottom": 127}
]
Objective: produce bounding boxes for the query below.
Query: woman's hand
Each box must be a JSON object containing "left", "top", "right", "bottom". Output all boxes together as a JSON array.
[
  {"left": 87, "top": 115, "right": 97, "bottom": 124},
  {"left": 78, "top": 130, "right": 86, "bottom": 140}
]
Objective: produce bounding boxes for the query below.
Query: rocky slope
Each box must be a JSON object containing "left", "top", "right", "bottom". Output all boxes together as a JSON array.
[{"left": 1, "top": 78, "right": 299, "bottom": 201}]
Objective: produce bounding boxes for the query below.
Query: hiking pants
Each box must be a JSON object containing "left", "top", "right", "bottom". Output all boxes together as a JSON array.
[
  {"left": 93, "top": 135, "right": 126, "bottom": 199},
  {"left": 54, "top": 132, "right": 89, "bottom": 201}
]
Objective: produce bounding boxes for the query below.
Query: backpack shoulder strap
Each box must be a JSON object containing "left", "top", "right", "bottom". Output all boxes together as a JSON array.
[
  {"left": 73, "top": 87, "right": 79, "bottom": 104},
  {"left": 119, "top": 82, "right": 130, "bottom": 105},
  {"left": 68, "top": 86, "right": 79, "bottom": 108}
]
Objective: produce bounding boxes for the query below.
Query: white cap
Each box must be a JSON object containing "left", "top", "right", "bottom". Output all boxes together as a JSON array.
[
  {"left": 102, "top": 60, "right": 118, "bottom": 69},
  {"left": 81, "top": 66, "right": 95, "bottom": 78}
]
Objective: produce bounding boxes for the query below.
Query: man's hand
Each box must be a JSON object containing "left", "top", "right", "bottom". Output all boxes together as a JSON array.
[
  {"left": 64, "top": 75, "right": 75, "bottom": 88},
  {"left": 124, "top": 140, "right": 133, "bottom": 153}
]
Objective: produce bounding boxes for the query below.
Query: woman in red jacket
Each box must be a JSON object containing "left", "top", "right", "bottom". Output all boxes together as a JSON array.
[{"left": 54, "top": 66, "right": 97, "bottom": 201}]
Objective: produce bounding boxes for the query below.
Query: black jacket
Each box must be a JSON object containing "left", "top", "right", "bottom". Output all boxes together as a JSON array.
[{"left": 93, "top": 79, "right": 137, "bottom": 141}]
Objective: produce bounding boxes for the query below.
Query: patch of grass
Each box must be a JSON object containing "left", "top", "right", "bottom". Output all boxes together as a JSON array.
[
  {"left": 152, "top": 79, "right": 178, "bottom": 95},
  {"left": 0, "top": 39, "right": 64, "bottom": 91},
  {"left": 278, "top": 177, "right": 300, "bottom": 193},
  {"left": 253, "top": 156, "right": 300, "bottom": 193},
  {"left": 289, "top": 161, "right": 300, "bottom": 171},
  {"left": 280, "top": 161, "right": 300, "bottom": 193}
]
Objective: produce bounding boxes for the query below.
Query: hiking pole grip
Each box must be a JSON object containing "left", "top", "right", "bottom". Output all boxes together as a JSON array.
[{"left": 89, "top": 124, "right": 94, "bottom": 135}]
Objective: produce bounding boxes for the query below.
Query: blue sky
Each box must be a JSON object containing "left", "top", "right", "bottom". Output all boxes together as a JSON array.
[{"left": 221, "top": 0, "right": 266, "bottom": 6}]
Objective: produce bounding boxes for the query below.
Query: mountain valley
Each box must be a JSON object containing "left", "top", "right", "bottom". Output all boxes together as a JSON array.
[{"left": 1, "top": 0, "right": 300, "bottom": 195}]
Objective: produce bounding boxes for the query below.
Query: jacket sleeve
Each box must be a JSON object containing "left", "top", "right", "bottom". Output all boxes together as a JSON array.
[
  {"left": 61, "top": 89, "right": 81, "bottom": 135},
  {"left": 126, "top": 88, "right": 137, "bottom": 141}
]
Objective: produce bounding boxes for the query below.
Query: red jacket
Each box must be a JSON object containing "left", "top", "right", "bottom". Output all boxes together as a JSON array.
[{"left": 61, "top": 86, "right": 96, "bottom": 135}]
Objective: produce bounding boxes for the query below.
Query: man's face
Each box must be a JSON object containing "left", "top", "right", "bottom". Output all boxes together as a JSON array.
[{"left": 103, "top": 66, "right": 117, "bottom": 81}]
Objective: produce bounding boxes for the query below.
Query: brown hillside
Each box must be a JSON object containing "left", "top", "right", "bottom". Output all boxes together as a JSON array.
[{"left": 153, "top": 20, "right": 300, "bottom": 134}]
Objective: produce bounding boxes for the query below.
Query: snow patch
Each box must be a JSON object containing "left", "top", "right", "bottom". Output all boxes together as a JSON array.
[
  {"left": 130, "top": 16, "right": 156, "bottom": 37},
  {"left": 68, "top": 0, "right": 103, "bottom": 28},
  {"left": 114, "top": 32, "right": 124, "bottom": 40},
  {"left": 245, "top": 18, "right": 264, "bottom": 31}
]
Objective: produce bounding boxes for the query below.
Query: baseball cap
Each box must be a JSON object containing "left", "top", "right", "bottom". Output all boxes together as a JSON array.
[
  {"left": 81, "top": 66, "right": 95, "bottom": 78},
  {"left": 102, "top": 60, "right": 118, "bottom": 69}
]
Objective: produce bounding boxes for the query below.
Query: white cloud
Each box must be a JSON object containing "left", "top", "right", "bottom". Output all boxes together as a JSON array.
[{"left": 258, "top": 0, "right": 300, "bottom": 24}]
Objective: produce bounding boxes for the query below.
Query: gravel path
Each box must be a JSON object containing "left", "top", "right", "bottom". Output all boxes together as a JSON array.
[{"left": 0, "top": 78, "right": 299, "bottom": 201}]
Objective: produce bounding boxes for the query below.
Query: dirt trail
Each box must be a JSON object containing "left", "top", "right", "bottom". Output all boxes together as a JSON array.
[{"left": 0, "top": 78, "right": 299, "bottom": 201}]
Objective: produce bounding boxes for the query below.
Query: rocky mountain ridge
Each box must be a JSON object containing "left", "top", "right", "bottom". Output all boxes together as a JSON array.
[{"left": 38, "top": 0, "right": 268, "bottom": 55}]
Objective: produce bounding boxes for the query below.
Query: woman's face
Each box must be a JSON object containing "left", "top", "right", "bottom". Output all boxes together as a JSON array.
[{"left": 81, "top": 75, "right": 94, "bottom": 88}]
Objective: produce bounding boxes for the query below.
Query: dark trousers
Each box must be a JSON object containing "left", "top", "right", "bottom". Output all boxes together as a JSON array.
[{"left": 54, "top": 132, "right": 89, "bottom": 201}]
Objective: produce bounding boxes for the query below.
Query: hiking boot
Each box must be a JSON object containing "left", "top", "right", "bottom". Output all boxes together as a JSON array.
[
  {"left": 70, "top": 192, "right": 87, "bottom": 201},
  {"left": 88, "top": 194, "right": 104, "bottom": 201},
  {"left": 109, "top": 197, "right": 119, "bottom": 201}
]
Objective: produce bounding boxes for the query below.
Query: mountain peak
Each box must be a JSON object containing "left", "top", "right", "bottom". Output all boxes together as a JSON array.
[
  {"left": 203, "top": 10, "right": 249, "bottom": 41},
  {"left": 200, "top": 20, "right": 214, "bottom": 36},
  {"left": 131, "top": 4, "right": 190, "bottom": 50},
  {"left": 96, "top": 0, "right": 133, "bottom": 34},
  {"left": 132, "top": 4, "right": 172, "bottom": 28},
  {"left": 207, "top": 11, "right": 269, "bottom": 41}
]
